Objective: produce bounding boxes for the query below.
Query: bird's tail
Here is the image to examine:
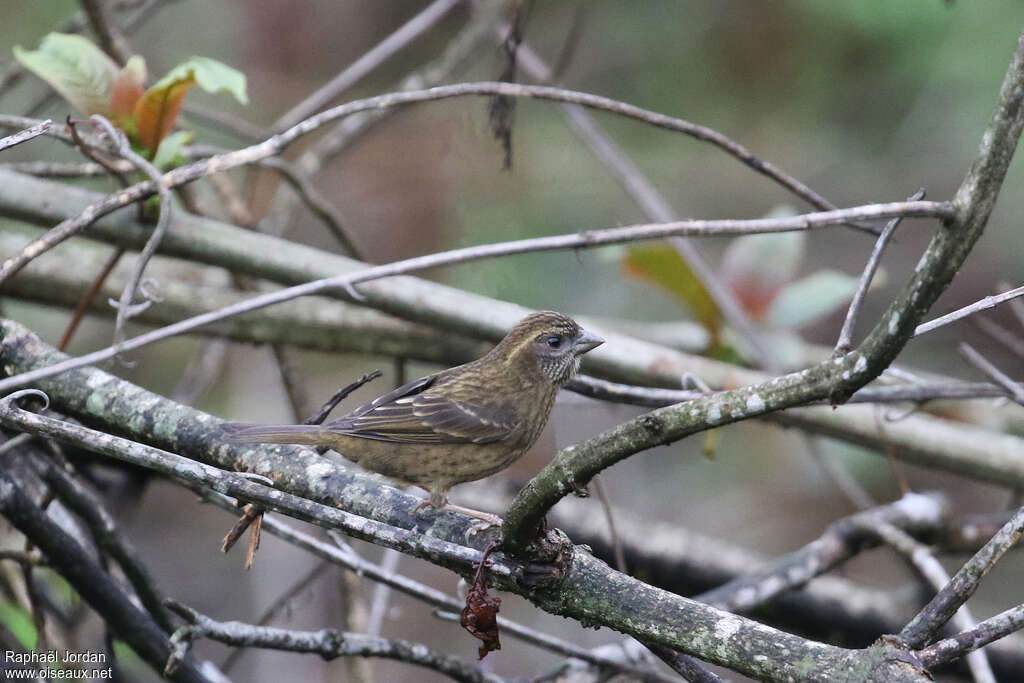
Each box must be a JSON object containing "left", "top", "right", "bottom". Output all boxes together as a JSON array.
[{"left": 220, "top": 422, "right": 326, "bottom": 446}]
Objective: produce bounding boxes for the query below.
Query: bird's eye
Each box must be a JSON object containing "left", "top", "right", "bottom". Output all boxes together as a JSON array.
[{"left": 546, "top": 336, "right": 562, "bottom": 348}]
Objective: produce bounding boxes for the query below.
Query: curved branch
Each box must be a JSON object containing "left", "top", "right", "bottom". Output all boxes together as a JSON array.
[
  {"left": 0, "top": 198, "right": 948, "bottom": 394},
  {"left": 0, "top": 78, "right": 959, "bottom": 284},
  {"left": 164, "top": 600, "right": 504, "bottom": 683},
  {"left": 501, "top": 28, "right": 1024, "bottom": 553}
]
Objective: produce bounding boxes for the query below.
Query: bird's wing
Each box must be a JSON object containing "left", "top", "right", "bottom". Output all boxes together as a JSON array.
[{"left": 325, "top": 374, "right": 518, "bottom": 444}]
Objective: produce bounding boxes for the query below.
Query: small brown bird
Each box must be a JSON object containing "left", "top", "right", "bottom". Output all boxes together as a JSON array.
[{"left": 222, "top": 312, "right": 603, "bottom": 512}]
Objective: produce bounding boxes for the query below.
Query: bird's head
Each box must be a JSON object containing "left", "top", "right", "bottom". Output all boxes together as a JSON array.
[{"left": 492, "top": 311, "right": 604, "bottom": 386}]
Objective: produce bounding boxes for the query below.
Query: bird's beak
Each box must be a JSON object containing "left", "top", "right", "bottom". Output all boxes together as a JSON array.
[{"left": 574, "top": 329, "right": 605, "bottom": 354}]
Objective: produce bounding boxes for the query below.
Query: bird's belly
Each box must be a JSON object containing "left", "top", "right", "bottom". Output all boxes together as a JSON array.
[{"left": 326, "top": 436, "right": 522, "bottom": 488}]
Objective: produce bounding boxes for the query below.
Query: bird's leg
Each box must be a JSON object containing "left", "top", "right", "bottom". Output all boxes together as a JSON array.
[{"left": 412, "top": 485, "right": 448, "bottom": 513}]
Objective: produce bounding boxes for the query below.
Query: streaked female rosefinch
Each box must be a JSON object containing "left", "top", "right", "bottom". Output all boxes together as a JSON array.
[{"left": 222, "top": 311, "right": 603, "bottom": 511}]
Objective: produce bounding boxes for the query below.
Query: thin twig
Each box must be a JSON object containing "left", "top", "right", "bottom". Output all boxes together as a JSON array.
[
  {"left": 0, "top": 120, "right": 52, "bottom": 153},
  {"left": 79, "top": 0, "right": 132, "bottom": 64},
  {"left": 256, "top": 157, "right": 361, "bottom": 256},
  {"left": 170, "top": 339, "right": 229, "bottom": 405},
  {"left": 836, "top": 189, "right": 925, "bottom": 354},
  {"left": 164, "top": 599, "right": 504, "bottom": 683},
  {"left": 58, "top": 247, "right": 125, "bottom": 351},
  {"left": 0, "top": 160, "right": 132, "bottom": 176},
  {"left": 861, "top": 520, "right": 995, "bottom": 683},
  {"left": 696, "top": 492, "right": 948, "bottom": 613},
  {"left": 180, "top": 103, "right": 267, "bottom": 141},
  {"left": 88, "top": 115, "right": 173, "bottom": 351},
  {"left": 959, "top": 343, "right": 1024, "bottom": 405},
  {"left": 366, "top": 549, "right": 401, "bottom": 636},
  {"left": 273, "top": 0, "right": 462, "bottom": 131},
  {"left": 900, "top": 505, "right": 1024, "bottom": 648},
  {"left": 185, "top": 145, "right": 363, "bottom": 257},
  {"left": 0, "top": 200, "right": 948, "bottom": 394},
  {"left": 806, "top": 437, "right": 875, "bottom": 511},
  {"left": 590, "top": 476, "right": 626, "bottom": 573},
  {"left": 917, "top": 603, "right": 1024, "bottom": 670},
  {"left": 219, "top": 561, "right": 331, "bottom": 674},
  {"left": 915, "top": 284, "right": 1024, "bottom": 336},
  {"left": 2, "top": 81, "right": 956, "bottom": 286},
  {"left": 974, "top": 317, "right": 1024, "bottom": 357}
]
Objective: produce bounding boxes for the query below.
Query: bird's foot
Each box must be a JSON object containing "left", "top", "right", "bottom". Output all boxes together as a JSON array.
[
  {"left": 443, "top": 502, "right": 503, "bottom": 536},
  {"left": 411, "top": 498, "right": 501, "bottom": 536}
]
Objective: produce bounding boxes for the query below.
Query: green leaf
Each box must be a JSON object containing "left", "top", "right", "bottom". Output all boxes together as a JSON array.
[
  {"left": 152, "top": 130, "right": 193, "bottom": 169},
  {"left": 13, "top": 33, "right": 118, "bottom": 116},
  {"left": 764, "top": 269, "right": 862, "bottom": 329},
  {"left": 622, "top": 244, "right": 722, "bottom": 342},
  {"left": 152, "top": 57, "right": 248, "bottom": 105},
  {"left": 0, "top": 600, "right": 37, "bottom": 650}
]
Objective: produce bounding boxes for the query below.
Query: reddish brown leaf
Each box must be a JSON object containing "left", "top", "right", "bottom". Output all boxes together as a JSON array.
[
  {"left": 460, "top": 542, "right": 501, "bottom": 659},
  {"left": 133, "top": 75, "right": 194, "bottom": 153},
  {"left": 110, "top": 56, "right": 146, "bottom": 126}
]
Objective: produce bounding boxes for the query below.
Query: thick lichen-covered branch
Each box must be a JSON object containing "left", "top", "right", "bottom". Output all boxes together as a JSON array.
[{"left": 0, "top": 320, "right": 931, "bottom": 682}]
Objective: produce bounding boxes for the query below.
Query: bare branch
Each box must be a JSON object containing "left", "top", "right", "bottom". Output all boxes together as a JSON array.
[
  {"left": 0, "top": 160, "right": 132, "bottom": 176},
  {"left": 959, "top": 342, "right": 1024, "bottom": 405},
  {"left": 915, "top": 284, "right": 1024, "bottom": 336},
  {"left": 164, "top": 599, "right": 504, "bottom": 683},
  {"left": 1, "top": 216, "right": 1021, "bottom": 491},
  {"left": 250, "top": 504, "right": 677, "bottom": 681},
  {"left": 917, "top": 604, "right": 1024, "bottom": 670},
  {"left": 88, "top": 115, "right": 173, "bottom": 350},
  {"left": 78, "top": 0, "right": 132, "bottom": 64},
  {"left": 696, "top": 493, "right": 948, "bottom": 613},
  {"left": 0, "top": 391, "right": 502, "bottom": 581},
  {"left": 836, "top": 189, "right": 924, "bottom": 354},
  {"left": 272, "top": 0, "right": 462, "bottom": 131},
  {"left": 2, "top": 79, "right": 959, "bottom": 284},
  {"left": 0, "top": 119, "right": 52, "bottom": 153},
  {"left": 0, "top": 116, "right": 73, "bottom": 144},
  {"left": 860, "top": 520, "right": 995, "bottom": 683},
  {"left": 0, "top": 199, "right": 946, "bottom": 394},
  {"left": 900, "top": 505, "right": 1024, "bottom": 648},
  {"left": 0, "top": 343, "right": 932, "bottom": 681}
]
